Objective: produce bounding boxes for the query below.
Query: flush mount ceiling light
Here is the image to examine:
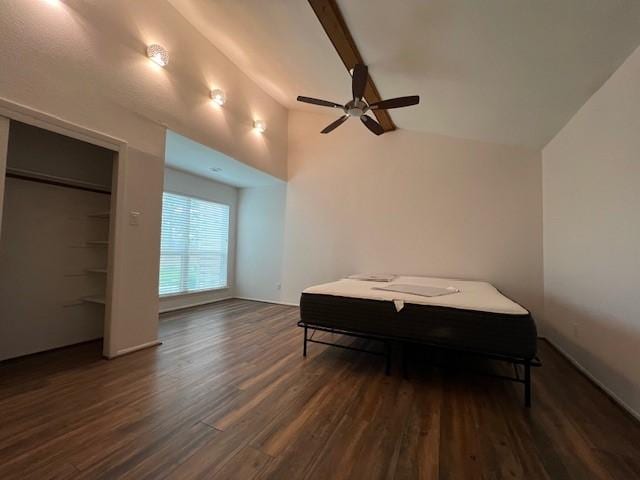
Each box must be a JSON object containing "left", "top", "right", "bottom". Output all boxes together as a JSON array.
[
  {"left": 210, "top": 89, "right": 226, "bottom": 106},
  {"left": 253, "top": 119, "right": 266, "bottom": 133},
  {"left": 146, "top": 44, "right": 169, "bottom": 67}
]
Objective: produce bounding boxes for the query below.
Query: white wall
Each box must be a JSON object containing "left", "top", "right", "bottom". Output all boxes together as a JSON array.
[
  {"left": 160, "top": 167, "right": 238, "bottom": 312},
  {"left": 542, "top": 45, "right": 640, "bottom": 419},
  {"left": 237, "top": 110, "right": 543, "bottom": 320},
  {"left": 236, "top": 185, "right": 287, "bottom": 303},
  {"left": 0, "top": 0, "right": 287, "bottom": 356},
  {"left": 0, "top": 0, "right": 288, "bottom": 178}
]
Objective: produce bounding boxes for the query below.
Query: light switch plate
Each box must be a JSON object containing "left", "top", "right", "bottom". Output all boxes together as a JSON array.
[{"left": 129, "top": 211, "right": 140, "bottom": 226}]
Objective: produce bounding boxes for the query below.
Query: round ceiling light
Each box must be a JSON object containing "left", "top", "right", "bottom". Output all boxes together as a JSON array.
[
  {"left": 146, "top": 44, "right": 169, "bottom": 67},
  {"left": 210, "top": 89, "right": 226, "bottom": 106},
  {"left": 253, "top": 119, "right": 266, "bottom": 133}
]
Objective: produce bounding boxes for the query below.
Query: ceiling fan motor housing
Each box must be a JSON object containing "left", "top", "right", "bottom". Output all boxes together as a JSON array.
[{"left": 345, "top": 99, "right": 368, "bottom": 117}]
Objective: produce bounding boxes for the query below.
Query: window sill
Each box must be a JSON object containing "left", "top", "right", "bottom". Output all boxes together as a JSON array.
[{"left": 159, "top": 286, "right": 230, "bottom": 299}]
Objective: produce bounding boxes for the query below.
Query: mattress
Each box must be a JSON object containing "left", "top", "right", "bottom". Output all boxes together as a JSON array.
[{"left": 300, "top": 276, "right": 537, "bottom": 359}]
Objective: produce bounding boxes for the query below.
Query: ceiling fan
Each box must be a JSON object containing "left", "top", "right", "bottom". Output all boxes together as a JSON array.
[{"left": 296, "top": 64, "right": 419, "bottom": 135}]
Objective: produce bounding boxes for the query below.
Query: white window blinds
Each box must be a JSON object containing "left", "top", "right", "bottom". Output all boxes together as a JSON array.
[{"left": 159, "top": 192, "right": 230, "bottom": 296}]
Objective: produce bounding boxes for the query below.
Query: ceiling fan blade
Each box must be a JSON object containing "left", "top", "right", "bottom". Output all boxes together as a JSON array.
[
  {"left": 297, "top": 96, "right": 343, "bottom": 109},
  {"left": 352, "top": 64, "right": 368, "bottom": 101},
  {"left": 321, "top": 115, "right": 349, "bottom": 134},
  {"left": 360, "top": 115, "right": 384, "bottom": 136},
  {"left": 369, "top": 95, "right": 420, "bottom": 110}
]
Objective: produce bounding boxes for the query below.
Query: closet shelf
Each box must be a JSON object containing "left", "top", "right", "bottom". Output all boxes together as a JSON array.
[
  {"left": 88, "top": 211, "right": 110, "bottom": 219},
  {"left": 82, "top": 295, "right": 105, "bottom": 305},
  {"left": 86, "top": 268, "right": 107, "bottom": 274},
  {"left": 86, "top": 240, "right": 109, "bottom": 246},
  {"left": 5, "top": 167, "right": 111, "bottom": 194}
]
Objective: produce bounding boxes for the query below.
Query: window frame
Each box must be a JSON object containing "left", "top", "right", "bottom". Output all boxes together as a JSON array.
[{"left": 159, "top": 190, "right": 232, "bottom": 298}]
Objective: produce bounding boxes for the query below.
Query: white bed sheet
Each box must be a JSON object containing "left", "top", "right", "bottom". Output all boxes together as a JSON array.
[{"left": 302, "top": 276, "right": 528, "bottom": 315}]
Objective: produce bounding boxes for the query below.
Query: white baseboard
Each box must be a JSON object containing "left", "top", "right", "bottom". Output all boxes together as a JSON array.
[
  {"left": 544, "top": 338, "right": 640, "bottom": 422},
  {"left": 159, "top": 296, "right": 233, "bottom": 313},
  {"left": 234, "top": 296, "right": 299, "bottom": 307},
  {"left": 108, "top": 340, "right": 162, "bottom": 359}
]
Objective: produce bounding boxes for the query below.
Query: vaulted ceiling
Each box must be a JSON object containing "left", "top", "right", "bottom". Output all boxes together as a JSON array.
[{"left": 168, "top": 0, "right": 640, "bottom": 148}]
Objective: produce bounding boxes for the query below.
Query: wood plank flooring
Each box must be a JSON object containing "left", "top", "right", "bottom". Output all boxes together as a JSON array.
[{"left": 1, "top": 299, "right": 639, "bottom": 479}]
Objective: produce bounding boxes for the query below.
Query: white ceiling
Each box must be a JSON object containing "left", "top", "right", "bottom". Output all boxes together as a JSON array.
[
  {"left": 165, "top": 130, "right": 283, "bottom": 188},
  {"left": 169, "top": 0, "right": 640, "bottom": 148}
]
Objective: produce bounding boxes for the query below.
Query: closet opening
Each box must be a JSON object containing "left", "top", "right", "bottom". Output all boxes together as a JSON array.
[{"left": 0, "top": 120, "right": 117, "bottom": 362}]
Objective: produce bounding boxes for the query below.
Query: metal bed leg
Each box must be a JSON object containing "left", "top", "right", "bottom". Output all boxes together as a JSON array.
[
  {"left": 524, "top": 360, "right": 531, "bottom": 407},
  {"left": 384, "top": 341, "right": 391, "bottom": 375},
  {"left": 303, "top": 326, "right": 308, "bottom": 357}
]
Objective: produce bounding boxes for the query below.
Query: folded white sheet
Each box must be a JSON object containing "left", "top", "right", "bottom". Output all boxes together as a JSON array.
[
  {"left": 373, "top": 283, "right": 459, "bottom": 298},
  {"left": 303, "top": 275, "right": 528, "bottom": 315}
]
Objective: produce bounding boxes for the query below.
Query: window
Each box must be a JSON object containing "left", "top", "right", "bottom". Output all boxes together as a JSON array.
[{"left": 159, "top": 192, "right": 230, "bottom": 296}]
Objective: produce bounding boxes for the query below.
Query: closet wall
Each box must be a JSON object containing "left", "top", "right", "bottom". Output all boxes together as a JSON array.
[{"left": 0, "top": 122, "right": 114, "bottom": 361}]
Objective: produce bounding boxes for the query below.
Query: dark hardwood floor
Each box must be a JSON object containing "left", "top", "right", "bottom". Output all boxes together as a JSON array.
[{"left": 1, "top": 299, "right": 639, "bottom": 479}]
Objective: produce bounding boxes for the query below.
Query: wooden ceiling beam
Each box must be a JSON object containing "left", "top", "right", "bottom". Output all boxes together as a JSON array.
[{"left": 308, "top": 0, "right": 396, "bottom": 132}]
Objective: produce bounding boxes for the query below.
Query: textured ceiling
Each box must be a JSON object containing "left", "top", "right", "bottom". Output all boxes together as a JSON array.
[{"left": 168, "top": 0, "right": 640, "bottom": 148}]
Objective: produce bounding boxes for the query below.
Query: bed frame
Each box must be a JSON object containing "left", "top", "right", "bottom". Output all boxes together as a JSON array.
[{"left": 298, "top": 321, "right": 541, "bottom": 407}]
